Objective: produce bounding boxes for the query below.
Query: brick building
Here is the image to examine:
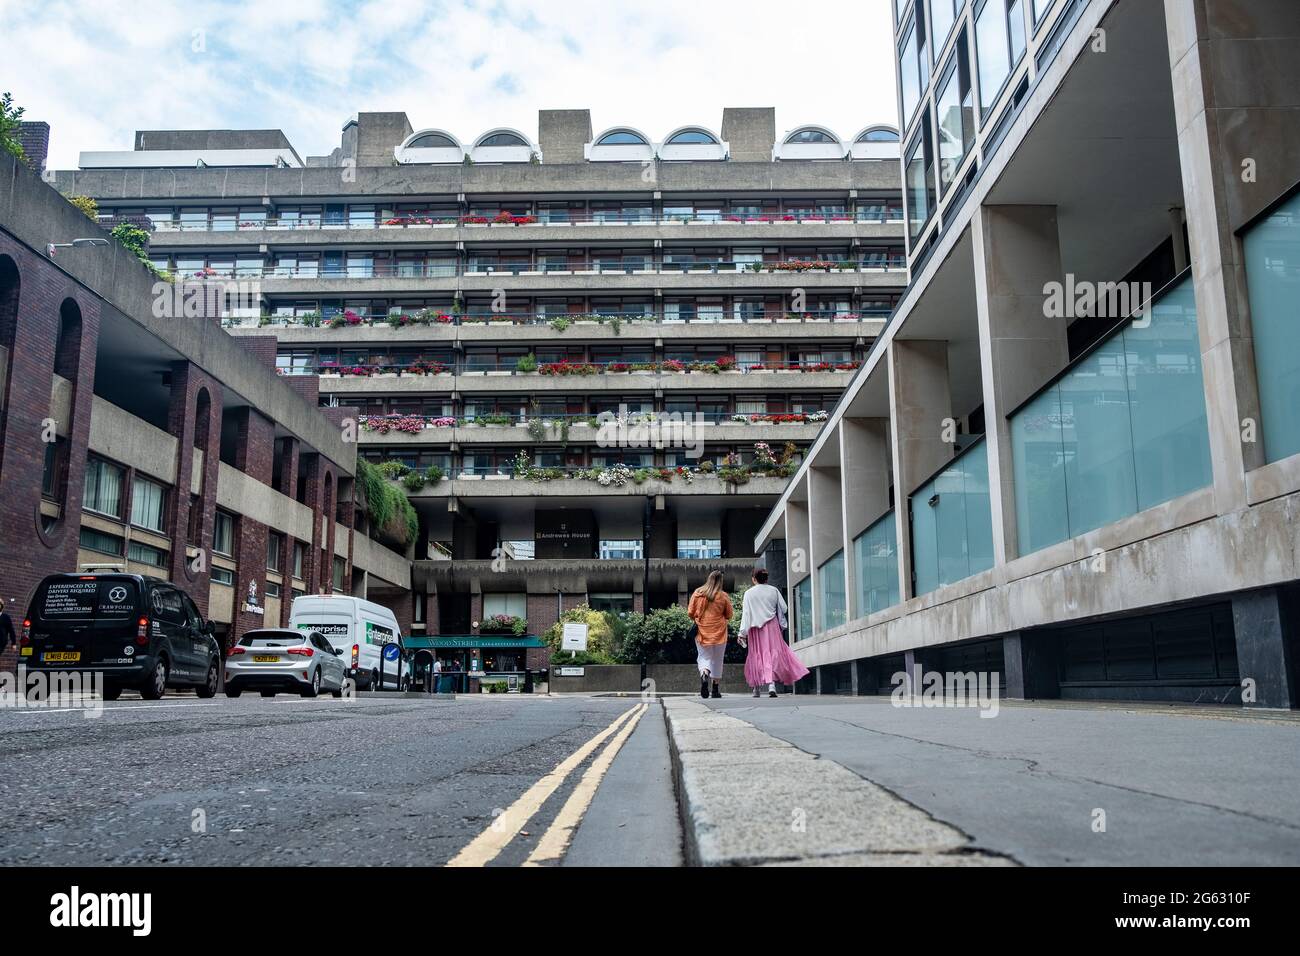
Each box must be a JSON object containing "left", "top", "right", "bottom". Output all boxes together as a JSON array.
[{"left": 0, "top": 151, "right": 411, "bottom": 675}]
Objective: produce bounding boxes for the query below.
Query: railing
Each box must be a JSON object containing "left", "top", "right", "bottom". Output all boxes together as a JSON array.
[
  {"left": 223, "top": 309, "right": 890, "bottom": 329},
  {"left": 355, "top": 410, "right": 830, "bottom": 431},
  {"left": 305, "top": 360, "right": 860, "bottom": 377},
  {"left": 186, "top": 258, "right": 907, "bottom": 279},
  {"left": 116, "top": 211, "right": 906, "bottom": 232}
]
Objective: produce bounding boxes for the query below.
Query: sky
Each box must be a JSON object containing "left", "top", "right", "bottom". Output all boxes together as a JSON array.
[{"left": 0, "top": 0, "right": 899, "bottom": 170}]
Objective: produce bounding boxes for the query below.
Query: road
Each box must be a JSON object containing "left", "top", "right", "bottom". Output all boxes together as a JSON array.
[
  {"left": 2, "top": 690, "right": 1298, "bottom": 867},
  {"left": 0, "top": 693, "right": 681, "bottom": 867}
]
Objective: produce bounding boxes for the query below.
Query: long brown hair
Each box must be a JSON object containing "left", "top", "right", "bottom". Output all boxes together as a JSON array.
[{"left": 702, "top": 569, "right": 724, "bottom": 604}]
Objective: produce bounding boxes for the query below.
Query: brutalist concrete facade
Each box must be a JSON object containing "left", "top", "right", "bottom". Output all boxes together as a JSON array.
[
  {"left": 755, "top": 0, "right": 1300, "bottom": 707},
  {"left": 52, "top": 106, "right": 908, "bottom": 648}
]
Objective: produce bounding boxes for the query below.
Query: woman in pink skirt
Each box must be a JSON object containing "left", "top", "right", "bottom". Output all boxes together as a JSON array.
[{"left": 738, "top": 567, "right": 810, "bottom": 697}]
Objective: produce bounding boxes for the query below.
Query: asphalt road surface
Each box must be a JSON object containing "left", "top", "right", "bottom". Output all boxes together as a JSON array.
[{"left": 0, "top": 693, "right": 682, "bottom": 867}]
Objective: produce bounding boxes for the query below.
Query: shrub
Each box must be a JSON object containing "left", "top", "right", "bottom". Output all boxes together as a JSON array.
[
  {"left": 618, "top": 605, "right": 695, "bottom": 664},
  {"left": 543, "top": 606, "right": 616, "bottom": 662},
  {"left": 68, "top": 195, "right": 98, "bottom": 221},
  {"left": 480, "top": 614, "right": 527, "bottom": 637},
  {"left": 356, "top": 459, "right": 419, "bottom": 545},
  {"left": 515, "top": 352, "right": 538, "bottom": 373}
]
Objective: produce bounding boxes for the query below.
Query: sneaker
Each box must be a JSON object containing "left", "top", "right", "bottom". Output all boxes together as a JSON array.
[
  {"left": 700, "top": 675, "right": 710, "bottom": 699},
  {"left": 711, "top": 685, "right": 722, "bottom": 699},
  {"left": 769, "top": 690, "right": 779, "bottom": 698},
  {"left": 751, "top": 687, "right": 760, "bottom": 698}
]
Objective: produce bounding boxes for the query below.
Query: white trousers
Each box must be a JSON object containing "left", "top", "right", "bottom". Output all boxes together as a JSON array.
[{"left": 696, "top": 641, "right": 726, "bottom": 680}]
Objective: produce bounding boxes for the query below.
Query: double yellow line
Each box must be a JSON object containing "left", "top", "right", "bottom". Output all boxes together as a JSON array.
[{"left": 446, "top": 703, "right": 648, "bottom": 868}]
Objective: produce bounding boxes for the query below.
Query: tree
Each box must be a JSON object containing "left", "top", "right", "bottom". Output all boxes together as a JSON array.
[
  {"left": 543, "top": 606, "right": 616, "bottom": 664},
  {"left": 1, "top": 92, "right": 26, "bottom": 161}
]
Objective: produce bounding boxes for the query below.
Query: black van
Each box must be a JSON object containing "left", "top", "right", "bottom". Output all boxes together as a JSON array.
[{"left": 23, "top": 573, "right": 223, "bottom": 701}]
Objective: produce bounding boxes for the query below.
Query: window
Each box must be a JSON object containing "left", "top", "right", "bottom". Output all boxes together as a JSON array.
[
  {"left": 596, "top": 130, "right": 647, "bottom": 146},
  {"left": 332, "top": 556, "right": 345, "bottom": 593},
  {"left": 265, "top": 581, "right": 282, "bottom": 598},
  {"left": 83, "top": 457, "right": 124, "bottom": 518},
  {"left": 128, "top": 540, "right": 167, "bottom": 568},
  {"left": 930, "top": 0, "right": 959, "bottom": 50},
  {"left": 666, "top": 129, "right": 717, "bottom": 145},
  {"left": 910, "top": 440, "right": 994, "bottom": 596},
  {"left": 211, "top": 566, "right": 234, "bottom": 586},
  {"left": 588, "top": 593, "right": 634, "bottom": 614},
  {"left": 857, "top": 128, "right": 899, "bottom": 143},
  {"left": 975, "top": 0, "right": 1025, "bottom": 117},
  {"left": 267, "top": 532, "right": 283, "bottom": 571},
  {"left": 599, "top": 539, "right": 643, "bottom": 560},
  {"left": 904, "top": 115, "right": 936, "bottom": 242},
  {"left": 786, "top": 128, "right": 838, "bottom": 145},
  {"left": 213, "top": 510, "right": 234, "bottom": 556},
  {"left": 483, "top": 593, "right": 527, "bottom": 619},
  {"left": 477, "top": 132, "right": 528, "bottom": 147},
  {"left": 292, "top": 541, "right": 305, "bottom": 578},
  {"left": 79, "top": 527, "right": 124, "bottom": 556},
  {"left": 898, "top": 7, "right": 928, "bottom": 125},
  {"left": 817, "top": 551, "right": 847, "bottom": 632},
  {"left": 677, "top": 539, "right": 722, "bottom": 560},
  {"left": 409, "top": 132, "right": 457, "bottom": 149},
  {"left": 129, "top": 476, "right": 166, "bottom": 532},
  {"left": 935, "top": 31, "right": 975, "bottom": 194},
  {"left": 1032, "top": 0, "right": 1052, "bottom": 25},
  {"left": 1242, "top": 189, "right": 1300, "bottom": 464}
]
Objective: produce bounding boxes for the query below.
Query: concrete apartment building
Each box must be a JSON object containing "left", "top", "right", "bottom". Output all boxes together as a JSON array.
[
  {"left": 754, "top": 0, "right": 1300, "bottom": 707},
  {"left": 52, "top": 106, "right": 906, "bottom": 664},
  {"left": 0, "top": 151, "right": 411, "bottom": 674}
]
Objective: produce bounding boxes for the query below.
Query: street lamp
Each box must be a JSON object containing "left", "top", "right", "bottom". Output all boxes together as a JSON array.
[{"left": 46, "top": 237, "right": 110, "bottom": 258}]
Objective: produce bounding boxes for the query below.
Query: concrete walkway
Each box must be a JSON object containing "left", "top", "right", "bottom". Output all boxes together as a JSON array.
[
  {"left": 695, "top": 696, "right": 1300, "bottom": 866},
  {"left": 662, "top": 698, "right": 1014, "bottom": 866}
]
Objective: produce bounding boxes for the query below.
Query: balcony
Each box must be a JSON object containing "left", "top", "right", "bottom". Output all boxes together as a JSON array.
[
  {"left": 398, "top": 471, "right": 795, "bottom": 499},
  {"left": 314, "top": 361, "right": 859, "bottom": 394},
  {"left": 354, "top": 412, "right": 827, "bottom": 445}
]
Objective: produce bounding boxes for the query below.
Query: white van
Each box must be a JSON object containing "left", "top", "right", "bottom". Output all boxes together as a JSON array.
[{"left": 289, "top": 595, "right": 409, "bottom": 691}]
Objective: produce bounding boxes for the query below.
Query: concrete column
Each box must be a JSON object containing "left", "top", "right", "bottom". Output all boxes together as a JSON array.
[
  {"left": 971, "top": 204, "right": 1069, "bottom": 564},
  {"left": 783, "top": 497, "right": 810, "bottom": 638},
  {"left": 1002, "top": 631, "right": 1061, "bottom": 701},
  {"left": 887, "top": 340, "right": 952, "bottom": 600},
  {"left": 1164, "top": 0, "right": 1292, "bottom": 513},
  {"left": 1231, "top": 587, "right": 1297, "bottom": 709},
  {"left": 808, "top": 464, "right": 843, "bottom": 634},
  {"left": 840, "top": 417, "right": 892, "bottom": 619}
]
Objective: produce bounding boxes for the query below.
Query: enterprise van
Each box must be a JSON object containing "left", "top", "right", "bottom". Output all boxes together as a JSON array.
[
  {"left": 288, "top": 595, "right": 409, "bottom": 691},
  {"left": 22, "top": 573, "right": 222, "bottom": 700}
]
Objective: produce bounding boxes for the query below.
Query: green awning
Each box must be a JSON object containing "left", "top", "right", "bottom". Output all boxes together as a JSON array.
[{"left": 405, "top": 635, "right": 547, "bottom": 650}]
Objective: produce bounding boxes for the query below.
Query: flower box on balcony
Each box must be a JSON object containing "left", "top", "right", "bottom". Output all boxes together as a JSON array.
[
  {"left": 485, "top": 370, "right": 512, "bottom": 377},
  {"left": 776, "top": 318, "right": 802, "bottom": 324},
  {"left": 576, "top": 269, "right": 599, "bottom": 276},
  {"left": 483, "top": 473, "right": 510, "bottom": 480}
]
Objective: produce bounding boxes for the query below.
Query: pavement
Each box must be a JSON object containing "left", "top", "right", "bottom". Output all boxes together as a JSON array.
[{"left": 2, "top": 688, "right": 1297, "bottom": 866}]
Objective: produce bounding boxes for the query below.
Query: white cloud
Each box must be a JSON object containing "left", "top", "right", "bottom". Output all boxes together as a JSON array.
[{"left": 0, "top": 0, "right": 900, "bottom": 169}]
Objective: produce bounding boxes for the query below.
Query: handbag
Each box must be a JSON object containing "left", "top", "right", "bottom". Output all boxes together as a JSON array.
[{"left": 686, "top": 622, "right": 699, "bottom": 641}]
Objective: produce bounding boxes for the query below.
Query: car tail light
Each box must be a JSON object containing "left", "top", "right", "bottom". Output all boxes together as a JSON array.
[
  {"left": 351, "top": 644, "right": 359, "bottom": 668},
  {"left": 135, "top": 617, "right": 149, "bottom": 646},
  {"left": 20, "top": 619, "right": 30, "bottom": 646},
  {"left": 287, "top": 646, "right": 314, "bottom": 657},
  {"left": 228, "top": 645, "right": 246, "bottom": 656}
]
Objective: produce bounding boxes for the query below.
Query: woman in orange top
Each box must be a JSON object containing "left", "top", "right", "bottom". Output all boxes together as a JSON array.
[{"left": 688, "top": 570, "right": 734, "bottom": 699}]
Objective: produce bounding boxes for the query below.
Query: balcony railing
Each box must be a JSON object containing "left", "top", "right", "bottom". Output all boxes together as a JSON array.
[
  {"left": 223, "top": 308, "right": 891, "bottom": 329},
  {"left": 113, "top": 210, "right": 906, "bottom": 232},
  {"left": 185, "top": 258, "right": 906, "bottom": 280},
  {"left": 302, "top": 359, "right": 861, "bottom": 378},
  {"left": 355, "top": 410, "right": 830, "bottom": 433}
]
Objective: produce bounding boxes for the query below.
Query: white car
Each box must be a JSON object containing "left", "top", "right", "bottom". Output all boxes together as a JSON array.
[
  {"left": 289, "top": 595, "right": 409, "bottom": 691},
  {"left": 225, "top": 629, "right": 347, "bottom": 698}
]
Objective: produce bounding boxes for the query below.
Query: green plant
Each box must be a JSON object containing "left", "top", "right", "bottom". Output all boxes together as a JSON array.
[
  {"left": 473, "top": 413, "right": 512, "bottom": 426},
  {"left": 401, "top": 470, "right": 428, "bottom": 492},
  {"left": 527, "top": 418, "right": 546, "bottom": 442},
  {"left": 375, "top": 460, "right": 412, "bottom": 479},
  {"left": 110, "top": 223, "right": 159, "bottom": 277},
  {"left": 424, "top": 465, "right": 446, "bottom": 485},
  {"left": 549, "top": 316, "right": 571, "bottom": 332},
  {"left": 0, "top": 93, "right": 25, "bottom": 160},
  {"left": 356, "top": 459, "right": 419, "bottom": 545},
  {"left": 68, "top": 196, "right": 98, "bottom": 221},
  {"left": 618, "top": 605, "right": 696, "bottom": 664},
  {"left": 607, "top": 316, "right": 622, "bottom": 336},
  {"left": 515, "top": 352, "right": 538, "bottom": 373},
  {"left": 543, "top": 606, "right": 617, "bottom": 662}
]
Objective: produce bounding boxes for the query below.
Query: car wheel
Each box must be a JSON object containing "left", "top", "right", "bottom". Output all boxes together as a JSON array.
[
  {"left": 101, "top": 686, "right": 122, "bottom": 702},
  {"left": 330, "top": 673, "right": 344, "bottom": 698},
  {"left": 139, "top": 658, "right": 168, "bottom": 700},
  {"left": 301, "top": 668, "right": 321, "bottom": 698},
  {"left": 225, "top": 685, "right": 242, "bottom": 698},
  {"left": 196, "top": 661, "right": 219, "bottom": 699}
]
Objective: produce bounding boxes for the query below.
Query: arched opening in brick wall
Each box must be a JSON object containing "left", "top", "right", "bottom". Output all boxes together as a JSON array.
[
  {"left": 321, "top": 470, "right": 335, "bottom": 592},
  {"left": 53, "top": 299, "right": 83, "bottom": 381},
  {"left": 41, "top": 298, "right": 84, "bottom": 527},
  {"left": 189, "top": 387, "right": 212, "bottom": 545},
  {"left": 0, "top": 255, "right": 19, "bottom": 468}
]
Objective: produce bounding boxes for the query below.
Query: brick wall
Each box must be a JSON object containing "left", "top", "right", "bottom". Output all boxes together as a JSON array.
[
  {"left": 163, "top": 361, "right": 223, "bottom": 617},
  {"left": 231, "top": 408, "right": 275, "bottom": 646},
  {"left": 0, "top": 236, "right": 101, "bottom": 642},
  {"left": 233, "top": 335, "right": 279, "bottom": 372}
]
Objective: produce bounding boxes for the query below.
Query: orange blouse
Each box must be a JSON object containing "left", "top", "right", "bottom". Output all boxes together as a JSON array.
[{"left": 688, "top": 588, "right": 734, "bottom": 645}]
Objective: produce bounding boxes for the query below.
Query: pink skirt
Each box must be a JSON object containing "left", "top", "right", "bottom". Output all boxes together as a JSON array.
[{"left": 743, "top": 616, "right": 810, "bottom": 688}]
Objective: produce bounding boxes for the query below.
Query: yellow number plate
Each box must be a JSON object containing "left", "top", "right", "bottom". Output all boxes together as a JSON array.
[
  {"left": 253, "top": 655, "right": 279, "bottom": 663},
  {"left": 43, "top": 652, "right": 81, "bottom": 662}
]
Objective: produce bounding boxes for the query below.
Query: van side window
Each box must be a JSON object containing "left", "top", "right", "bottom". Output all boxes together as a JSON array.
[
  {"left": 150, "top": 587, "right": 184, "bottom": 625},
  {"left": 182, "top": 595, "right": 203, "bottom": 630}
]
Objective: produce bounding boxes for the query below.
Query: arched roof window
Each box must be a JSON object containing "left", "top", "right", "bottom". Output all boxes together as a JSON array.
[
  {"left": 665, "top": 128, "right": 718, "bottom": 145},
  {"left": 408, "top": 132, "right": 458, "bottom": 148},
  {"left": 596, "top": 129, "right": 649, "bottom": 146}
]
